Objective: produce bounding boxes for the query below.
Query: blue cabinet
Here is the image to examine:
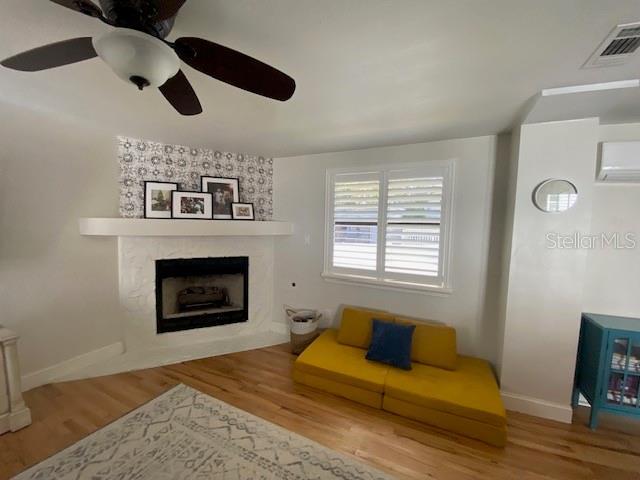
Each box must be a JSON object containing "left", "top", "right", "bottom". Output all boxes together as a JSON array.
[{"left": 573, "top": 313, "right": 640, "bottom": 428}]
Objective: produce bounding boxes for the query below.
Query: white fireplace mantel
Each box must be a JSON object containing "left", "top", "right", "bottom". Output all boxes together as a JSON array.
[{"left": 79, "top": 218, "right": 293, "bottom": 237}]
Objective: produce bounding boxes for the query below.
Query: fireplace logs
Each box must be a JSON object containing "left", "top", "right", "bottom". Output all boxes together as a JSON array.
[{"left": 177, "top": 286, "right": 230, "bottom": 312}]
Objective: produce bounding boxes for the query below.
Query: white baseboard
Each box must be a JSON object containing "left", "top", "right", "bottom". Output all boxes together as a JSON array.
[
  {"left": 20, "top": 329, "right": 290, "bottom": 391},
  {"left": 21, "top": 342, "right": 125, "bottom": 392},
  {"left": 501, "top": 391, "right": 573, "bottom": 423},
  {"left": 57, "top": 330, "right": 290, "bottom": 382}
]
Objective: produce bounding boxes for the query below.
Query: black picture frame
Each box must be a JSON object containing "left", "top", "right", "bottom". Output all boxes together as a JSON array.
[
  {"left": 231, "top": 202, "right": 255, "bottom": 221},
  {"left": 171, "top": 191, "right": 213, "bottom": 219},
  {"left": 201, "top": 176, "right": 240, "bottom": 219},
  {"left": 144, "top": 181, "right": 179, "bottom": 219}
]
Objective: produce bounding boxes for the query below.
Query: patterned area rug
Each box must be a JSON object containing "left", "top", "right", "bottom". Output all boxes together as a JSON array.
[{"left": 15, "top": 384, "right": 393, "bottom": 479}]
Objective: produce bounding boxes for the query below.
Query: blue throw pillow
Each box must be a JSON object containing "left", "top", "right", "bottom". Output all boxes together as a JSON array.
[{"left": 365, "top": 319, "right": 415, "bottom": 370}]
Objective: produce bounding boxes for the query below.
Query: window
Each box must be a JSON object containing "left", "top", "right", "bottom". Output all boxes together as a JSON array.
[{"left": 324, "top": 161, "right": 453, "bottom": 292}]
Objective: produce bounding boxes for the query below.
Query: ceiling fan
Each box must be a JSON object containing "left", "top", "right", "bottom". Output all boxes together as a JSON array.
[{"left": 0, "top": 0, "right": 296, "bottom": 115}]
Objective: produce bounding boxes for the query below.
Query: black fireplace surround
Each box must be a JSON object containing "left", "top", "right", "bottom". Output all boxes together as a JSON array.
[{"left": 155, "top": 256, "right": 249, "bottom": 333}]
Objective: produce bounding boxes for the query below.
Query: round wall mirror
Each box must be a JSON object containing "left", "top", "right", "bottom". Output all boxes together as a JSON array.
[{"left": 533, "top": 179, "right": 578, "bottom": 213}]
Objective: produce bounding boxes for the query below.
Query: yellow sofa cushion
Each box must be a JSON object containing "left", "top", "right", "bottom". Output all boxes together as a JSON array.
[
  {"left": 395, "top": 316, "right": 457, "bottom": 370},
  {"left": 292, "top": 369, "right": 383, "bottom": 409},
  {"left": 383, "top": 396, "right": 507, "bottom": 447},
  {"left": 337, "top": 307, "right": 395, "bottom": 349},
  {"left": 294, "top": 329, "right": 389, "bottom": 393},
  {"left": 384, "top": 356, "right": 506, "bottom": 428}
]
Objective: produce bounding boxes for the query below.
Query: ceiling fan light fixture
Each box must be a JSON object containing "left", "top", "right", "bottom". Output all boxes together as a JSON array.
[
  {"left": 92, "top": 28, "right": 179, "bottom": 89},
  {"left": 3, "top": 1, "right": 296, "bottom": 115}
]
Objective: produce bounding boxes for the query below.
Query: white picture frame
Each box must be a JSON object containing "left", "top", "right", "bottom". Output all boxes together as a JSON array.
[
  {"left": 171, "top": 191, "right": 213, "bottom": 219},
  {"left": 231, "top": 202, "right": 255, "bottom": 221}
]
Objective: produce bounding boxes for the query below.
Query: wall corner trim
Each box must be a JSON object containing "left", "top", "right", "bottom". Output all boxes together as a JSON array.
[
  {"left": 21, "top": 342, "right": 126, "bottom": 392},
  {"left": 269, "top": 321, "right": 289, "bottom": 336},
  {"left": 501, "top": 391, "right": 573, "bottom": 424}
]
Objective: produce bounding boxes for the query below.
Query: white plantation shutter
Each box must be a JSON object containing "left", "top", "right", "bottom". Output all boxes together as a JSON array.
[
  {"left": 326, "top": 162, "right": 452, "bottom": 290},
  {"left": 385, "top": 175, "right": 443, "bottom": 278},
  {"left": 332, "top": 173, "right": 380, "bottom": 271}
]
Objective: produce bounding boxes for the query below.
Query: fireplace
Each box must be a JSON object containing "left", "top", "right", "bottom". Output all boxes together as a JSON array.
[{"left": 155, "top": 257, "right": 249, "bottom": 333}]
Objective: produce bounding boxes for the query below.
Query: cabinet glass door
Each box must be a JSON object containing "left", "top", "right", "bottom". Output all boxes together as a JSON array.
[
  {"left": 608, "top": 336, "right": 640, "bottom": 408},
  {"left": 624, "top": 375, "right": 639, "bottom": 407}
]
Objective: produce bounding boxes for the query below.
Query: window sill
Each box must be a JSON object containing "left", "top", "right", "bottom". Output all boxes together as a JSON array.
[{"left": 321, "top": 272, "right": 452, "bottom": 296}]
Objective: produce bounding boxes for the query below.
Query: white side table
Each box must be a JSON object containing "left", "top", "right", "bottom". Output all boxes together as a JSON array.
[{"left": 0, "top": 326, "right": 31, "bottom": 434}]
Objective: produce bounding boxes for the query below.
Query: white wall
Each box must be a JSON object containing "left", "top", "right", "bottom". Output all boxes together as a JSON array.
[
  {"left": 582, "top": 123, "right": 640, "bottom": 318},
  {"left": 500, "top": 119, "right": 599, "bottom": 422},
  {"left": 0, "top": 103, "right": 122, "bottom": 376},
  {"left": 273, "top": 136, "right": 505, "bottom": 365}
]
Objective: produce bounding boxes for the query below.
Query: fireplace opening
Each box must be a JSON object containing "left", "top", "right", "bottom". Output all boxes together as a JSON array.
[{"left": 155, "top": 257, "right": 248, "bottom": 333}]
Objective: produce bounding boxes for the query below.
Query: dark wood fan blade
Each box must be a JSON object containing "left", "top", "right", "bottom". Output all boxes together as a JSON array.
[
  {"left": 159, "top": 70, "right": 203, "bottom": 115},
  {"left": 50, "top": 0, "right": 103, "bottom": 18},
  {"left": 1, "top": 37, "right": 97, "bottom": 72},
  {"left": 174, "top": 37, "right": 296, "bottom": 101},
  {"left": 153, "top": 0, "right": 188, "bottom": 21}
]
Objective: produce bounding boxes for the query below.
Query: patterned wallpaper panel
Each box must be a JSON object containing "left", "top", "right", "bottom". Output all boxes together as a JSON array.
[{"left": 117, "top": 136, "right": 273, "bottom": 220}]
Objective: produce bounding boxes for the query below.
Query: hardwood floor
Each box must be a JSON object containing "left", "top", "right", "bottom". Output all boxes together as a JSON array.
[{"left": 1, "top": 344, "right": 639, "bottom": 479}]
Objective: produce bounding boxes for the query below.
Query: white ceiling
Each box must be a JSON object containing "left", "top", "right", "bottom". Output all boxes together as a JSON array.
[{"left": 2, "top": 0, "right": 640, "bottom": 157}]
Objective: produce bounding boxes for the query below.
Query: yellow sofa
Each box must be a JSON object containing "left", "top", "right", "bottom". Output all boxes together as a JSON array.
[{"left": 292, "top": 307, "right": 507, "bottom": 447}]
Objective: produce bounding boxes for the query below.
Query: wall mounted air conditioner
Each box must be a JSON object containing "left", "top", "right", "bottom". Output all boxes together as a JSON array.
[{"left": 598, "top": 141, "right": 640, "bottom": 182}]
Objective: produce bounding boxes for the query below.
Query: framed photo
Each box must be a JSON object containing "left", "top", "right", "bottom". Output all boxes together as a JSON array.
[
  {"left": 144, "top": 181, "right": 178, "bottom": 219},
  {"left": 231, "top": 202, "right": 255, "bottom": 221},
  {"left": 171, "top": 191, "right": 213, "bottom": 219},
  {"left": 201, "top": 176, "right": 239, "bottom": 219}
]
